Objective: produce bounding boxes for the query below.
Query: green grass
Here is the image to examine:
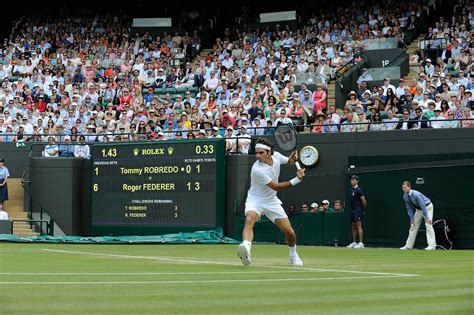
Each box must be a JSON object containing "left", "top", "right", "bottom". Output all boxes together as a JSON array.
[{"left": 0, "top": 243, "right": 473, "bottom": 314}]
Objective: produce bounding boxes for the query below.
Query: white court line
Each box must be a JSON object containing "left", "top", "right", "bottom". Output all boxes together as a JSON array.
[
  {"left": 0, "top": 275, "right": 412, "bottom": 285},
  {"left": 0, "top": 271, "right": 305, "bottom": 276},
  {"left": 41, "top": 249, "right": 420, "bottom": 278}
]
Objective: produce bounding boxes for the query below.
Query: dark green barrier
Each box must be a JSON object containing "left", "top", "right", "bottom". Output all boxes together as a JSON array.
[
  {"left": 232, "top": 212, "right": 349, "bottom": 246},
  {"left": 322, "top": 212, "right": 352, "bottom": 246},
  {"left": 232, "top": 215, "right": 282, "bottom": 243},
  {"left": 299, "top": 213, "right": 322, "bottom": 245},
  {"left": 351, "top": 162, "right": 474, "bottom": 249}
]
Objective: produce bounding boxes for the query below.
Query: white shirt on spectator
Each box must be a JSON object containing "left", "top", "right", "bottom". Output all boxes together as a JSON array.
[
  {"left": 383, "top": 117, "right": 400, "bottom": 130},
  {"left": 203, "top": 76, "right": 218, "bottom": 91},
  {"left": 0, "top": 210, "right": 8, "bottom": 220}
]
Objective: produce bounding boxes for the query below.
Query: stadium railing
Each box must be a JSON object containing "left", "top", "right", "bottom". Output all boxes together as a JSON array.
[{"left": 13, "top": 170, "right": 55, "bottom": 236}]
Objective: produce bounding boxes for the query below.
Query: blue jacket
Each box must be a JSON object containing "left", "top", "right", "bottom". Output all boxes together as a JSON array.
[{"left": 403, "top": 189, "right": 431, "bottom": 221}]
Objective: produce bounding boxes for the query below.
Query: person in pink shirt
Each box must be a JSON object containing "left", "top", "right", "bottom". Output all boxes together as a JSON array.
[
  {"left": 85, "top": 65, "right": 95, "bottom": 83},
  {"left": 313, "top": 83, "right": 327, "bottom": 114}
]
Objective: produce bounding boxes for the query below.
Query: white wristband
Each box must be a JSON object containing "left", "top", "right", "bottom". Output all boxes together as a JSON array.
[{"left": 290, "top": 177, "right": 302, "bottom": 186}]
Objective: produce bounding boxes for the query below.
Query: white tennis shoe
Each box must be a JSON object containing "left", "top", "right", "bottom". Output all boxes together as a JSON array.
[
  {"left": 354, "top": 242, "right": 365, "bottom": 249},
  {"left": 424, "top": 246, "right": 436, "bottom": 251},
  {"left": 289, "top": 254, "right": 303, "bottom": 267},
  {"left": 400, "top": 246, "right": 412, "bottom": 250},
  {"left": 237, "top": 243, "right": 251, "bottom": 266},
  {"left": 346, "top": 242, "right": 357, "bottom": 248}
]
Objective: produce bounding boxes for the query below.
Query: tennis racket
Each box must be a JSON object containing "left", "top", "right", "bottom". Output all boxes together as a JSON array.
[{"left": 274, "top": 124, "right": 301, "bottom": 170}]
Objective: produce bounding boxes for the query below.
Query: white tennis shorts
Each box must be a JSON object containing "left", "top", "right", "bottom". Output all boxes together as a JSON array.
[{"left": 245, "top": 202, "right": 288, "bottom": 223}]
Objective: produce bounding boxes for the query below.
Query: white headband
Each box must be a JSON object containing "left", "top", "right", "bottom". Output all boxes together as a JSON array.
[{"left": 255, "top": 143, "right": 272, "bottom": 151}]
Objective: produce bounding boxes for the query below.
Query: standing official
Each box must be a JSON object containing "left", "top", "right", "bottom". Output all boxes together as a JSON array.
[
  {"left": 0, "top": 158, "right": 10, "bottom": 209},
  {"left": 400, "top": 181, "right": 436, "bottom": 250},
  {"left": 347, "top": 175, "right": 367, "bottom": 249}
]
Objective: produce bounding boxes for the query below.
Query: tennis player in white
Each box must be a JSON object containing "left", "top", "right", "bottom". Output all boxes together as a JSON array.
[{"left": 237, "top": 138, "right": 305, "bottom": 267}]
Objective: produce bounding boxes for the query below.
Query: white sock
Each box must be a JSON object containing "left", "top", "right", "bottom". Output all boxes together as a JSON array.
[
  {"left": 243, "top": 240, "right": 252, "bottom": 248},
  {"left": 288, "top": 245, "right": 297, "bottom": 256}
]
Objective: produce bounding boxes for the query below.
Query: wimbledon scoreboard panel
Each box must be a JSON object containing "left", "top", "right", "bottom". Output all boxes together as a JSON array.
[{"left": 90, "top": 139, "right": 225, "bottom": 235}]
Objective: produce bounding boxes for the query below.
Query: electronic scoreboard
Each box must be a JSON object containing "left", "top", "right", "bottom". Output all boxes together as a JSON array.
[{"left": 90, "top": 139, "right": 225, "bottom": 235}]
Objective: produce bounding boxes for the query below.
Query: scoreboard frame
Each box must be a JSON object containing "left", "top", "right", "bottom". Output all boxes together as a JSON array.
[{"left": 89, "top": 138, "right": 226, "bottom": 236}]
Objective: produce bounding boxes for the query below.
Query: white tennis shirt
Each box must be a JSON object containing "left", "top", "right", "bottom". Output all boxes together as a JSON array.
[{"left": 246, "top": 151, "right": 288, "bottom": 205}]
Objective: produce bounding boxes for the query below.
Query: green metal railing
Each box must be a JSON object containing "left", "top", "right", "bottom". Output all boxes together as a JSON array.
[{"left": 20, "top": 171, "right": 55, "bottom": 236}]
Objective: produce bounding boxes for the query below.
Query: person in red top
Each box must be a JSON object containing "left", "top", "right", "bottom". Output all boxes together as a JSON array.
[
  {"left": 119, "top": 89, "right": 133, "bottom": 107},
  {"left": 35, "top": 96, "right": 47, "bottom": 112},
  {"left": 222, "top": 109, "right": 236, "bottom": 128},
  {"left": 313, "top": 83, "right": 327, "bottom": 114}
]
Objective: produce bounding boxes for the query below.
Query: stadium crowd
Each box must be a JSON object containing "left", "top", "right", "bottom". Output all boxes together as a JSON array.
[{"left": 0, "top": 0, "right": 472, "bottom": 155}]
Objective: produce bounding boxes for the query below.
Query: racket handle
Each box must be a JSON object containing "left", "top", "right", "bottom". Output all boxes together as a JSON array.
[{"left": 295, "top": 161, "right": 301, "bottom": 170}]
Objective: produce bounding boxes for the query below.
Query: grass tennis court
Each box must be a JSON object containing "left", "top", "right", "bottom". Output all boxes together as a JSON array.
[{"left": 0, "top": 243, "right": 472, "bottom": 314}]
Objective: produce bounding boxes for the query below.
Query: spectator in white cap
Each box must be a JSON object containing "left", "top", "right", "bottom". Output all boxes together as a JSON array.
[
  {"left": 424, "top": 59, "right": 435, "bottom": 76},
  {"left": 321, "top": 200, "right": 336, "bottom": 212},
  {"left": 84, "top": 124, "right": 97, "bottom": 142},
  {"left": 310, "top": 203, "right": 319, "bottom": 212},
  {"left": 157, "top": 131, "right": 166, "bottom": 141},
  {"left": 210, "top": 126, "right": 222, "bottom": 138},
  {"left": 59, "top": 136, "right": 75, "bottom": 157}
]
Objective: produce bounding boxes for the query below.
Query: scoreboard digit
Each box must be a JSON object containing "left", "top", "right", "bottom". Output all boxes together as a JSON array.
[{"left": 90, "top": 139, "right": 225, "bottom": 235}]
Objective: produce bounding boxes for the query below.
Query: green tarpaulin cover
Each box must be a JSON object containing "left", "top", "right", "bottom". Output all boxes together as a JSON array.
[{"left": 0, "top": 228, "right": 239, "bottom": 244}]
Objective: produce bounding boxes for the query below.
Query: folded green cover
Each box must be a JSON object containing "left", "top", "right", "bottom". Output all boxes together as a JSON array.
[{"left": 0, "top": 228, "right": 239, "bottom": 244}]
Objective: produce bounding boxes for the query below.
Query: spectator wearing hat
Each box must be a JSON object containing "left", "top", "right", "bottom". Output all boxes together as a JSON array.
[
  {"left": 321, "top": 200, "right": 336, "bottom": 213},
  {"left": 210, "top": 126, "right": 222, "bottom": 138},
  {"left": 360, "top": 90, "right": 374, "bottom": 111},
  {"left": 310, "top": 203, "right": 319, "bottom": 213},
  {"left": 345, "top": 91, "right": 360, "bottom": 110},
  {"left": 424, "top": 59, "right": 435, "bottom": 76},
  {"left": 197, "top": 129, "right": 207, "bottom": 138},
  {"left": 155, "top": 131, "right": 165, "bottom": 141},
  {"left": 59, "top": 136, "right": 75, "bottom": 157}
]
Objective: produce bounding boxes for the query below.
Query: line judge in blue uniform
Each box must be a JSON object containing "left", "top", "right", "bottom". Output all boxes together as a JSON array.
[
  {"left": 400, "top": 180, "right": 436, "bottom": 250},
  {"left": 346, "top": 175, "right": 367, "bottom": 249}
]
